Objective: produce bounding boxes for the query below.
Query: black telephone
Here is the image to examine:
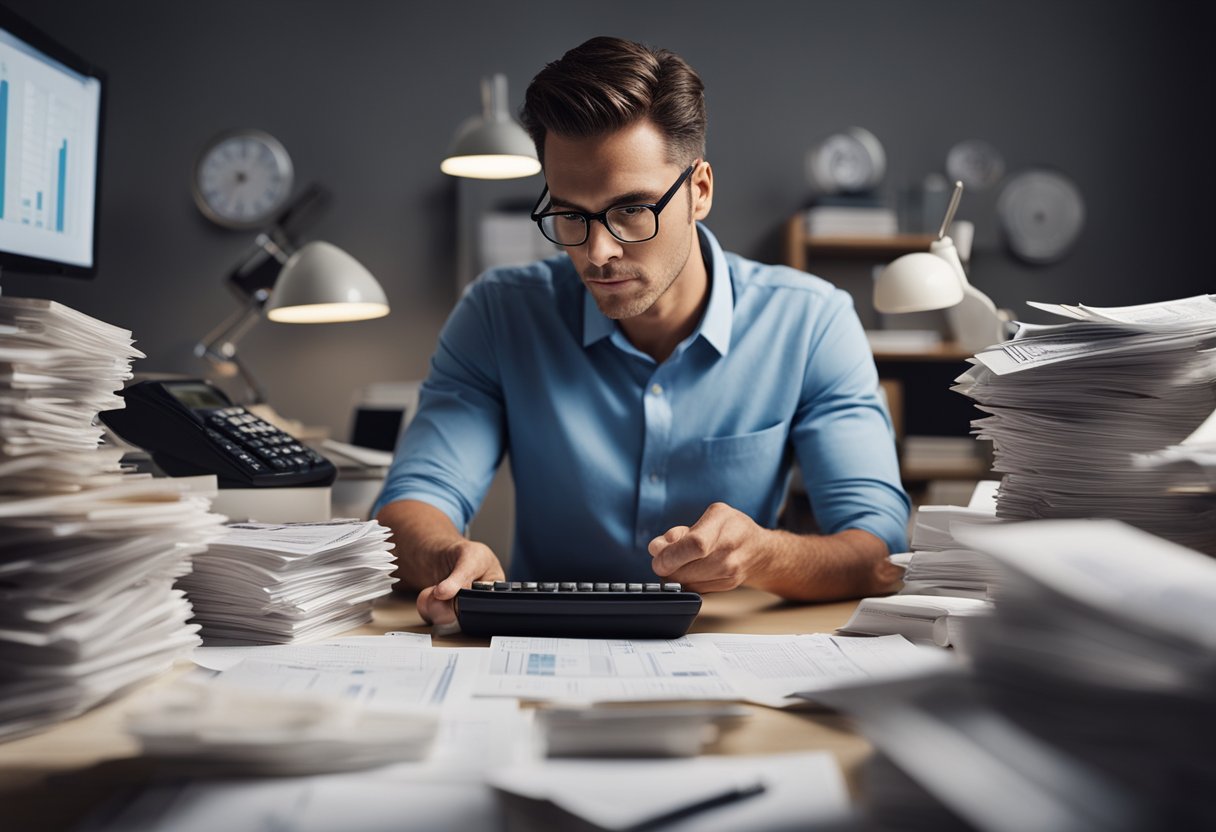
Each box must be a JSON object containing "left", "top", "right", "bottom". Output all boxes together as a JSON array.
[{"left": 100, "top": 379, "right": 336, "bottom": 488}]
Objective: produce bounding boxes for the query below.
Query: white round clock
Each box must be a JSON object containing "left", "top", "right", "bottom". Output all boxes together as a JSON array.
[
  {"left": 805, "top": 126, "right": 887, "bottom": 193},
  {"left": 946, "top": 139, "right": 1006, "bottom": 191},
  {"left": 193, "top": 129, "right": 294, "bottom": 229},
  {"left": 997, "top": 170, "right": 1085, "bottom": 264}
]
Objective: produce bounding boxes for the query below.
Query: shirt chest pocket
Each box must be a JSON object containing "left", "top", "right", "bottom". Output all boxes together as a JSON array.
[{"left": 683, "top": 422, "right": 790, "bottom": 518}]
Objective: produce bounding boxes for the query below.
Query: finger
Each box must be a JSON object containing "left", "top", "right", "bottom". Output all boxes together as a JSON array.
[
  {"left": 433, "top": 549, "right": 498, "bottom": 600},
  {"left": 648, "top": 526, "right": 690, "bottom": 557},
  {"left": 417, "top": 585, "right": 457, "bottom": 627},
  {"left": 661, "top": 546, "right": 745, "bottom": 590},
  {"left": 653, "top": 514, "right": 727, "bottom": 576}
]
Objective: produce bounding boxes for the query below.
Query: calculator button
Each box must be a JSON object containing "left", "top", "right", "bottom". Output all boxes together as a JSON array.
[
  {"left": 593, "top": 583, "right": 609, "bottom": 592},
  {"left": 559, "top": 582, "right": 576, "bottom": 592},
  {"left": 493, "top": 581, "right": 509, "bottom": 591},
  {"left": 539, "top": 582, "right": 558, "bottom": 592},
  {"left": 509, "top": 582, "right": 522, "bottom": 590},
  {"left": 578, "top": 583, "right": 594, "bottom": 592},
  {"left": 610, "top": 583, "right": 626, "bottom": 592},
  {"left": 472, "top": 581, "right": 494, "bottom": 590},
  {"left": 644, "top": 583, "right": 662, "bottom": 592},
  {"left": 662, "top": 583, "right": 682, "bottom": 592},
  {"left": 521, "top": 582, "right": 538, "bottom": 591},
  {"left": 627, "top": 583, "right": 643, "bottom": 592}
]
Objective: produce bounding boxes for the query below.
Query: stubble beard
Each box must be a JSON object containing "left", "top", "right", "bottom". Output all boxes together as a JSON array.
[{"left": 583, "top": 231, "right": 693, "bottom": 321}]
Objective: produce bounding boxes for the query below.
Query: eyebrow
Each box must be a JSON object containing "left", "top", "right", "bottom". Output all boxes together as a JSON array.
[{"left": 547, "top": 189, "right": 658, "bottom": 213}]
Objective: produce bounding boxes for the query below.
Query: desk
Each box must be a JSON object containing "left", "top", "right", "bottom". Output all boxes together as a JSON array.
[{"left": 0, "top": 589, "right": 866, "bottom": 832}]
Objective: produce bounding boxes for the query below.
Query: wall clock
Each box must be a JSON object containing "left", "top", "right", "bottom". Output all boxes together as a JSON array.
[
  {"left": 946, "top": 139, "right": 1006, "bottom": 191},
  {"left": 193, "top": 129, "right": 294, "bottom": 229},
  {"left": 997, "top": 170, "right": 1085, "bottom": 264},
  {"left": 805, "top": 127, "right": 887, "bottom": 193}
]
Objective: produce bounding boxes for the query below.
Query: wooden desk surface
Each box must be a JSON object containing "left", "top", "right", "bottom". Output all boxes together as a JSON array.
[{"left": 0, "top": 588, "right": 867, "bottom": 831}]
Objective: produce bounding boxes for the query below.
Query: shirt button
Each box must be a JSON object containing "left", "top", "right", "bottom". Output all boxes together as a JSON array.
[{"left": 650, "top": 383, "right": 664, "bottom": 396}]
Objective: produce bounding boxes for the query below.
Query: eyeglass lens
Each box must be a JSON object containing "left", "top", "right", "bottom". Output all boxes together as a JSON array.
[{"left": 540, "top": 206, "right": 657, "bottom": 246}]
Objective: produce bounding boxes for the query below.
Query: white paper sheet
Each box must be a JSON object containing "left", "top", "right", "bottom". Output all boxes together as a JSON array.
[
  {"left": 192, "top": 632, "right": 432, "bottom": 671},
  {"left": 489, "top": 751, "right": 850, "bottom": 831},
  {"left": 209, "top": 644, "right": 488, "bottom": 710},
  {"left": 474, "top": 632, "right": 950, "bottom": 706}
]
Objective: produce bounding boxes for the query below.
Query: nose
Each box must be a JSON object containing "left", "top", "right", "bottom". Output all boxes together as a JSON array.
[{"left": 584, "top": 219, "right": 623, "bottom": 268}]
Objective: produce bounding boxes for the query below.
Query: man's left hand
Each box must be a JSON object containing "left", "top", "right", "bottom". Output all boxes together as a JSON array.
[{"left": 648, "top": 502, "right": 771, "bottom": 592}]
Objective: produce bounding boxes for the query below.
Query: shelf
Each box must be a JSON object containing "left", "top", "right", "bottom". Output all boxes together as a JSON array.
[
  {"left": 807, "top": 234, "right": 937, "bottom": 256},
  {"left": 784, "top": 215, "right": 935, "bottom": 270},
  {"left": 901, "top": 463, "right": 990, "bottom": 482},
  {"left": 871, "top": 341, "right": 975, "bottom": 362}
]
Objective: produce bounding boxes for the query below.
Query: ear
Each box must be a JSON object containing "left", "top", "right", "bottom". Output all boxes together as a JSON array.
[{"left": 691, "top": 161, "right": 713, "bottom": 221}]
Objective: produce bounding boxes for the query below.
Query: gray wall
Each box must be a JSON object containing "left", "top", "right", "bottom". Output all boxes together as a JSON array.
[{"left": 5, "top": 0, "right": 1213, "bottom": 436}]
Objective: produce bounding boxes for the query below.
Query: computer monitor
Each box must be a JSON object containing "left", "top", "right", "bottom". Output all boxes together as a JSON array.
[{"left": 0, "top": 7, "right": 104, "bottom": 279}]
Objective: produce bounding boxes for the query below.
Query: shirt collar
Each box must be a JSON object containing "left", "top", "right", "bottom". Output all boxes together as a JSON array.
[{"left": 581, "top": 223, "right": 733, "bottom": 356}]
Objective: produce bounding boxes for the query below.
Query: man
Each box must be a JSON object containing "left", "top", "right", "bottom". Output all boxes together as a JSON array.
[{"left": 373, "top": 36, "right": 909, "bottom": 626}]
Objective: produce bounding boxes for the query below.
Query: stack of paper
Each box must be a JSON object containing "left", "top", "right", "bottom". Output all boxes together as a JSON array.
[
  {"left": 126, "top": 680, "right": 440, "bottom": 775},
  {"left": 837, "top": 595, "right": 992, "bottom": 649},
  {"left": 953, "top": 519, "right": 1216, "bottom": 828},
  {"left": 178, "top": 520, "right": 397, "bottom": 644},
  {"left": 0, "top": 297, "right": 138, "bottom": 490},
  {"left": 0, "top": 298, "right": 224, "bottom": 741},
  {"left": 890, "top": 485, "right": 1005, "bottom": 600},
  {"left": 823, "top": 520, "right": 1216, "bottom": 830},
  {"left": 534, "top": 703, "right": 747, "bottom": 758},
  {"left": 953, "top": 294, "right": 1216, "bottom": 554},
  {"left": 1133, "top": 405, "right": 1216, "bottom": 492}
]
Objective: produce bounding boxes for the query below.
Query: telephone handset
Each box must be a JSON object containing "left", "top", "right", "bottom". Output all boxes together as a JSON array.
[{"left": 100, "top": 379, "right": 336, "bottom": 488}]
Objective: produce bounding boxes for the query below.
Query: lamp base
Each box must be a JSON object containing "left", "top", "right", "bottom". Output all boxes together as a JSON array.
[{"left": 947, "top": 285, "right": 1009, "bottom": 354}]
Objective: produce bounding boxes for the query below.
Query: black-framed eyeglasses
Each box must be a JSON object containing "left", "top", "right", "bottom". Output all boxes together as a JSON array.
[{"left": 529, "top": 162, "right": 698, "bottom": 247}]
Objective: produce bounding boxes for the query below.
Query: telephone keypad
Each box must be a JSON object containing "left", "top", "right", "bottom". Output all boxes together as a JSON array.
[{"left": 203, "top": 406, "right": 324, "bottom": 478}]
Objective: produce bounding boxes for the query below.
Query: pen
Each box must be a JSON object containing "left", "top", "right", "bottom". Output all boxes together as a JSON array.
[{"left": 629, "top": 780, "right": 767, "bottom": 831}]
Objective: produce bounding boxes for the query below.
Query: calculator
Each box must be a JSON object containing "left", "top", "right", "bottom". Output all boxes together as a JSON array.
[
  {"left": 454, "top": 581, "right": 702, "bottom": 639},
  {"left": 100, "top": 379, "right": 337, "bottom": 488}
]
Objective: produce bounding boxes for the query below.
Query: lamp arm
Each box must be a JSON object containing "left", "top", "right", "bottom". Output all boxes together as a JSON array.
[{"left": 193, "top": 290, "right": 270, "bottom": 404}]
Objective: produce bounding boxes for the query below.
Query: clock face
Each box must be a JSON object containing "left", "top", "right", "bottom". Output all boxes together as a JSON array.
[
  {"left": 193, "top": 130, "right": 294, "bottom": 229},
  {"left": 997, "top": 170, "right": 1085, "bottom": 264},
  {"left": 946, "top": 140, "right": 1006, "bottom": 191},
  {"left": 806, "top": 127, "right": 887, "bottom": 193}
]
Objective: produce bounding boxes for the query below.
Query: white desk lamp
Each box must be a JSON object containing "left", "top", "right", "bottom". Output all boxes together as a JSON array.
[
  {"left": 874, "top": 181, "right": 1009, "bottom": 353},
  {"left": 440, "top": 74, "right": 541, "bottom": 180},
  {"left": 195, "top": 238, "right": 389, "bottom": 405}
]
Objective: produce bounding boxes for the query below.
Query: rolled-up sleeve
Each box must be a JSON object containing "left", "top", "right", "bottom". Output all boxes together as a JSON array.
[
  {"left": 371, "top": 281, "right": 506, "bottom": 530},
  {"left": 791, "top": 289, "right": 910, "bottom": 554}
]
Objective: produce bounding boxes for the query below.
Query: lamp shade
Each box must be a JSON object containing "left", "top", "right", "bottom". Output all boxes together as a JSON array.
[
  {"left": 440, "top": 74, "right": 541, "bottom": 180},
  {"left": 873, "top": 252, "right": 966, "bottom": 314},
  {"left": 265, "top": 241, "right": 390, "bottom": 323}
]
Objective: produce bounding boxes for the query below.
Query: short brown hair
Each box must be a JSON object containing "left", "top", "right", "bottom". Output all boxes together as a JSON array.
[{"left": 521, "top": 36, "right": 706, "bottom": 166}]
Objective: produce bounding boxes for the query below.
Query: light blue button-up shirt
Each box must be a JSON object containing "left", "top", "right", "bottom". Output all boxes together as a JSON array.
[{"left": 373, "top": 225, "right": 909, "bottom": 581}]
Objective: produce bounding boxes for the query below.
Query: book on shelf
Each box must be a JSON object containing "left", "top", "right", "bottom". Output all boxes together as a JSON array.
[{"left": 803, "top": 194, "right": 897, "bottom": 237}]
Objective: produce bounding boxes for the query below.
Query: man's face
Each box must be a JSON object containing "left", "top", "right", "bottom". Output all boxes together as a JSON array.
[{"left": 541, "top": 120, "right": 708, "bottom": 321}]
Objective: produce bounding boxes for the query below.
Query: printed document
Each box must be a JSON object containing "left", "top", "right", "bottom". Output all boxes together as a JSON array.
[{"left": 474, "top": 632, "right": 949, "bottom": 706}]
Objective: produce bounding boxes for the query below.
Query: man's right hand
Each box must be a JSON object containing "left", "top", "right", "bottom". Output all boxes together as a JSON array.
[{"left": 415, "top": 540, "right": 505, "bottom": 626}]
